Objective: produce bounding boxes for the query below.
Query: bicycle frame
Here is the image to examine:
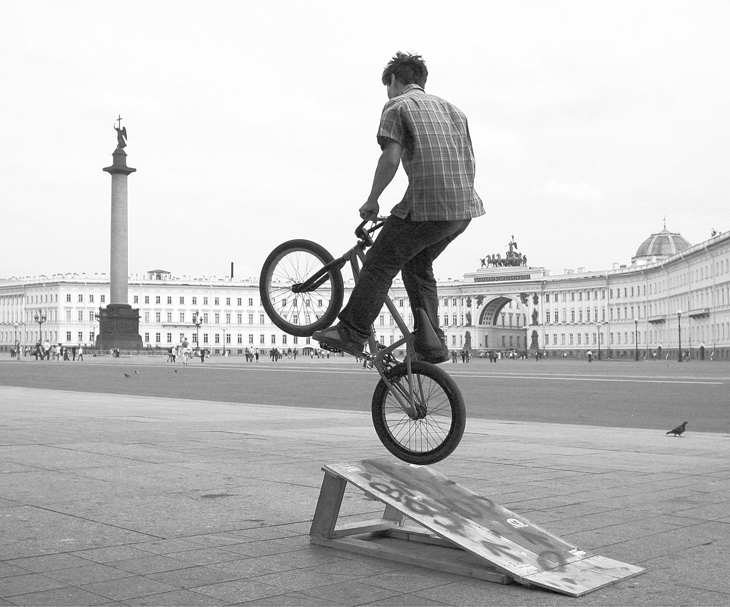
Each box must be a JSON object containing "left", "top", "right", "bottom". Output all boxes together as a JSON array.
[{"left": 295, "top": 220, "right": 423, "bottom": 417}]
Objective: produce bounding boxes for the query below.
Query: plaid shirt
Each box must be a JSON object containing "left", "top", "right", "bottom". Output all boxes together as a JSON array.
[{"left": 377, "top": 85, "right": 484, "bottom": 221}]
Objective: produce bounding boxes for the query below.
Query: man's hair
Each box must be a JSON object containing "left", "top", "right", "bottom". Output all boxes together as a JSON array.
[{"left": 381, "top": 51, "right": 428, "bottom": 88}]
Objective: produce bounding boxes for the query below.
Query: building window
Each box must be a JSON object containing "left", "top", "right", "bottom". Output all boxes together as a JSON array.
[
  {"left": 203, "top": 297, "right": 208, "bottom": 305},
  {"left": 226, "top": 313, "right": 231, "bottom": 324},
  {"left": 192, "top": 296, "right": 197, "bottom": 305},
  {"left": 214, "top": 334, "right": 220, "bottom": 344},
  {"left": 179, "top": 312, "right": 185, "bottom": 323},
  {"left": 143, "top": 295, "right": 148, "bottom": 304},
  {"left": 180, "top": 297, "right": 184, "bottom": 304},
  {"left": 167, "top": 296, "right": 172, "bottom": 304},
  {"left": 89, "top": 295, "right": 94, "bottom": 303},
  {"left": 237, "top": 334, "right": 242, "bottom": 344},
  {"left": 214, "top": 297, "right": 219, "bottom": 305},
  {"left": 66, "top": 310, "right": 72, "bottom": 321},
  {"left": 260, "top": 334, "right": 265, "bottom": 344},
  {"left": 155, "top": 296, "right": 160, "bottom": 304},
  {"left": 155, "top": 312, "right": 161, "bottom": 322},
  {"left": 237, "top": 298, "right": 242, "bottom": 306},
  {"left": 66, "top": 331, "right": 72, "bottom": 341},
  {"left": 214, "top": 313, "right": 220, "bottom": 323},
  {"left": 226, "top": 334, "right": 231, "bottom": 344},
  {"left": 167, "top": 333, "right": 172, "bottom": 343},
  {"left": 155, "top": 332, "right": 161, "bottom": 343},
  {"left": 166, "top": 312, "right": 172, "bottom": 322},
  {"left": 237, "top": 313, "right": 242, "bottom": 324},
  {"left": 248, "top": 313, "right": 254, "bottom": 324},
  {"left": 78, "top": 311, "right": 83, "bottom": 321},
  {"left": 249, "top": 334, "right": 254, "bottom": 344},
  {"left": 249, "top": 298, "right": 254, "bottom": 306},
  {"left": 100, "top": 295, "right": 106, "bottom": 303},
  {"left": 260, "top": 314, "right": 265, "bottom": 324},
  {"left": 133, "top": 296, "right": 138, "bottom": 304},
  {"left": 203, "top": 313, "right": 208, "bottom": 323},
  {"left": 203, "top": 333, "right": 208, "bottom": 343},
  {"left": 226, "top": 297, "right": 231, "bottom": 306}
]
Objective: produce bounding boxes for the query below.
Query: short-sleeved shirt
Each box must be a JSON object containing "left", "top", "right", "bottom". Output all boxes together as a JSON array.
[{"left": 377, "top": 84, "right": 484, "bottom": 222}]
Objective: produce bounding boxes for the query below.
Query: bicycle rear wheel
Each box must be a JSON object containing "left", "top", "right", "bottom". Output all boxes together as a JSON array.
[
  {"left": 372, "top": 361, "right": 466, "bottom": 465},
  {"left": 260, "top": 239, "right": 344, "bottom": 337}
]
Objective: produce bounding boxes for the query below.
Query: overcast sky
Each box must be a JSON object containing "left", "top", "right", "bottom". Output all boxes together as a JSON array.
[{"left": 2, "top": 0, "right": 728, "bottom": 283}]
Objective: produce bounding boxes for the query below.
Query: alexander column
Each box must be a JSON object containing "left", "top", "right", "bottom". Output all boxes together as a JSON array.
[{"left": 96, "top": 116, "right": 143, "bottom": 351}]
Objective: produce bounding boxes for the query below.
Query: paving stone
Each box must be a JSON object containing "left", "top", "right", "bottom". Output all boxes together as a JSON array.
[
  {"left": 79, "top": 576, "right": 179, "bottom": 601},
  {"left": 0, "top": 574, "right": 66, "bottom": 599},
  {"left": 301, "top": 580, "right": 401, "bottom": 606},
  {"left": 3, "top": 585, "right": 110, "bottom": 606}
]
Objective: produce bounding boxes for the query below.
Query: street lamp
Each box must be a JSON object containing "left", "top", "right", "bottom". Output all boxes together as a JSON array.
[
  {"left": 220, "top": 326, "right": 227, "bottom": 356},
  {"left": 34, "top": 309, "right": 47, "bottom": 343},
  {"left": 677, "top": 310, "right": 683, "bottom": 362},
  {"left": 596, "top": 322, "right": 602, "bottom": 361},
  {"left": 634, "top": 318, "right": 639, "bottom": 361},
  {"left": 11, "top": 321, "right": 22, "bottom": 360},
  {"left": 192, "top": 310, "right": 203, "bottom": 350}
]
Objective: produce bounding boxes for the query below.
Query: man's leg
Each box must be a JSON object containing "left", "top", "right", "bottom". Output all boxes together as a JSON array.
[
  {"left": 401, "top": 219, "right": 470, "bottom": 340},
  {"left": 316, "top": 216, "right": 469, "bottom": 355},
  {"left": 401, "top": 219, "right": 470, "bottom": 361}
]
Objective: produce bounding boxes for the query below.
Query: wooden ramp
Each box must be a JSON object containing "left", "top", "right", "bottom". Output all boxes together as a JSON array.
[{"left": 310, "top": 459, "right": 644, "bottom": 597}]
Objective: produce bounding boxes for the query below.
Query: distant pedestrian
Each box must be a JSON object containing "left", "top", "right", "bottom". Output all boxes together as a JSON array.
[{"left": 77, "top": 346, "right": 84, "bottom": 361}]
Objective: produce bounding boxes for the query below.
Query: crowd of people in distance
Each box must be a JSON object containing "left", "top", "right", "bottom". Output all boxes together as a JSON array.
[{"left": 12, "top": 341, "right": 86, "bottom": 361}]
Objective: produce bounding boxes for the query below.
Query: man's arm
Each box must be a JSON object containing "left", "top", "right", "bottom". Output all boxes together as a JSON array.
[{"left": 359, "top": 139, "right": 402, "bottom": 219}]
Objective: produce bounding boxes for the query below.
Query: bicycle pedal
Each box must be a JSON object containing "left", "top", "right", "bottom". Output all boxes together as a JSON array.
[{"left": 320, "top": 342, "right": 342, "bottom": 353}]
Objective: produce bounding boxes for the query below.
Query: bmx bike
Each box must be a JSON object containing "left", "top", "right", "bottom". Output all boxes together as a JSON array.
[{"left": 259, "top": 219, "right": 466, "bottom": 464}]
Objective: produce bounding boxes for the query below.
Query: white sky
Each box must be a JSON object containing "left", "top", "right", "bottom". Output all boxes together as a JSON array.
[{"left": 2, "top": 0, "right": 728, "bottom": 282}]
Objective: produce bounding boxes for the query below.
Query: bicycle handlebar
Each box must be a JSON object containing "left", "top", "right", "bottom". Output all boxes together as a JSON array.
[{"left": 355, "top": 217, "right": 387, "bottom": 246}]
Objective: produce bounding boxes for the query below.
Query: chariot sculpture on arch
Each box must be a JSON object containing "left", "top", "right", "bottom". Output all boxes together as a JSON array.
[{"left": 481, "top": 235, "right": 528, "bottom": 268}]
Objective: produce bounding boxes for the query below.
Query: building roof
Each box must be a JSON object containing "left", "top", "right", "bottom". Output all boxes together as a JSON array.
[{"left": 632, "top": 227, "right": 691, "bottom": 263}]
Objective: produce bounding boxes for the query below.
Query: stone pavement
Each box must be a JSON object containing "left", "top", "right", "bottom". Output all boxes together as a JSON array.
[{"left": 0, "top": 384, "right": 728, "bottom": 606}]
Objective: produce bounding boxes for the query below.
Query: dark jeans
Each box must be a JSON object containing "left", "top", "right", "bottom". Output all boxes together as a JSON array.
[{"left": 339, "top": 214, "right": 471, "bottom": 340}]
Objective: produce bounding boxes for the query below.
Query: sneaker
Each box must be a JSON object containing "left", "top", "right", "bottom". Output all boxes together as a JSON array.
[
  {"left": 415, "top": 348, "right": 450, "bottom": 365},
  {"left": 313, "top": 323, "right": 365, "bottom": 357}
]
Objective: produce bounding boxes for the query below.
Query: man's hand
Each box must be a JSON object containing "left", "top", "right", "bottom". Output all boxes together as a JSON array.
[{"left": 359, "top": 200, "right": 380, "bottom": 220}]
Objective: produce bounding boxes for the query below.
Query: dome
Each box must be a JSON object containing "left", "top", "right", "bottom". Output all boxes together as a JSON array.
[{"left": 632, "top": 227, "right": 691, "bottom": 264}]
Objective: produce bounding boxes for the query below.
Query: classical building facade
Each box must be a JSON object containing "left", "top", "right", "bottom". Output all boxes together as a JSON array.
[{"left": 2, "top": 227, "right": 729, "bottom": 360}]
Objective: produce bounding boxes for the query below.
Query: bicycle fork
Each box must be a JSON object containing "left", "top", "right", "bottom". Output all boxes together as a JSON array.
[{"left": 345, "top": 245, "right": 432, "bottom": 420}]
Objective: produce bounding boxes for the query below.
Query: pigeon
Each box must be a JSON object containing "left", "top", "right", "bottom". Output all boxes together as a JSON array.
[
  {"left": 666, "top": 421, "right": 688, "bottom": 437},
  {"left": 134, "top": 370, "right": 139, "bottom": 374},
  {"left": 124, "top": 373, "right": 131, "bottom": 378}
]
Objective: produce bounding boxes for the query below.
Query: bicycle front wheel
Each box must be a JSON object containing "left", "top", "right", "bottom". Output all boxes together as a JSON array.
[
  {"left": 372, "top": 361, "right": 466, "bottom": 465},
  {"left": 260, "top": 239, "right": 344, "bottom": 337}
]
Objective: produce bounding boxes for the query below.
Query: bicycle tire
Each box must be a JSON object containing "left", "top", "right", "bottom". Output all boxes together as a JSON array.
[
  {"left": 259, "top": 239, "right": 344, "bottom": 337},
  {"left": 371, "top": 361, "right": 466, "bottom": 465}
]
